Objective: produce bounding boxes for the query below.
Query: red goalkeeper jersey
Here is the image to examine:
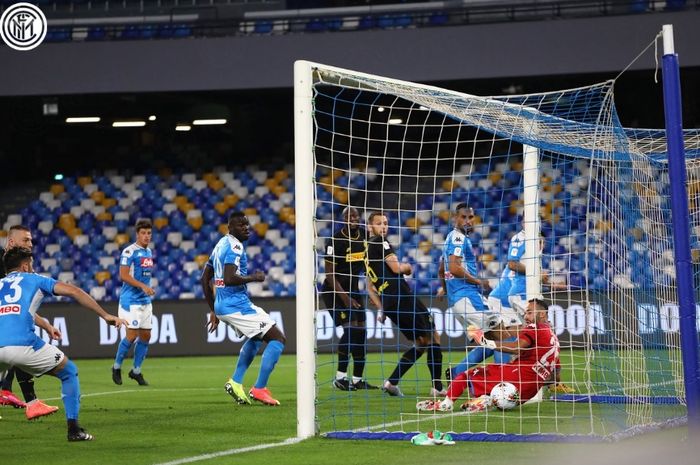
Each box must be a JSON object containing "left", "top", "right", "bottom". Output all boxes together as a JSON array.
[{"left": 469, "top": 322, "right": 560, "bottom": 401}]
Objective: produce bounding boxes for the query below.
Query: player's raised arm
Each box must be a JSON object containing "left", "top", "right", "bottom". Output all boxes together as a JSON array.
[{"left": 53, "top": 282, "right": 127, "bottom": 328}]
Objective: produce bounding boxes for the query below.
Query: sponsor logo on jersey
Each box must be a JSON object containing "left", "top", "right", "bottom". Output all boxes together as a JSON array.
[
  {"left": 0, "top": 304, "right": 20, "bottom": 315},
  {"left": 453, "top": 235, "right": 464, "bottom": 244},
  {"left": 346, "top": 251, "right": 365, "bottom": 262},
  {"left": 140, "top": 257, "right": 154, "bottom": 268},
  {"left": 233, "top": 244, "right": 242, "bottom": 252}
]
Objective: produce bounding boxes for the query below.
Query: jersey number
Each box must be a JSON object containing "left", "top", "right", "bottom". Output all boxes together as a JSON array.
[{"left": 0, "top": 276, "right": 24, "bottom": 304}]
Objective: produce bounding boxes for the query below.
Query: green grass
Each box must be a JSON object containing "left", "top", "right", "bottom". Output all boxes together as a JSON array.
[{"left": 1, "top": 354, "right": 690, "bottom": 465}]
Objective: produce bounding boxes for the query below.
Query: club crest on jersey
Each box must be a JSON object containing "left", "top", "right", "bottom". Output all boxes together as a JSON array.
[
  {"left": 0, "top": 304, "right": 20, "bottom": 315},
  {"left": 140, "top": 257, "right": 154, "bottom": 268}
]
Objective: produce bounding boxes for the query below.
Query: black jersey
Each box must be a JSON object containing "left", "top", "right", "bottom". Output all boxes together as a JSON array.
[
  {"left": 0, "top": 247, "right": 5, "bottom": 279},
  {"left": 364, "top": 235, "right": 411, "bottom": 300},
  {"left": 323, "top": 227, "right": 367, "bottom": 293}
]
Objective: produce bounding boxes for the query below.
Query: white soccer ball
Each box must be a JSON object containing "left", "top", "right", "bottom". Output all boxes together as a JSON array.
[{"left": 490, "top": 382, "right": 519, "bottom": 410}]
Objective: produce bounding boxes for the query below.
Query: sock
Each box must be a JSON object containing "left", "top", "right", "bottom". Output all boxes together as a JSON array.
[
  {"left": 1, "top": 367, "right": 15, "bottom": 391},
  {"left": 132, "top": 340, "right": 150, "bottom": 374},
  {"left": 348, "top": 326, "right": 367, "bottom": 380},
  {"left": 335, "top": 371, "right": 347, "bottom": 381},
  {"left": 493, "top": 337, "right": 516, "bottom": 364},
  {"left": 337, "top": 330, "right": 350, "bottom": 374},
  {"left": 55, "top": 360, "right": 80, "bottom": 420},
  {"left": 450, "top": 346, "right": 494, "bottom": 378},
  {"left": 233, "top": 339, "right": 262, "bottom": 383},
  {"left": 113, "top": 338, "right": 134, "bottom": 369},
  {"left": 254, "top": 340, "right": 284, "bottom": 389},
  {"left": 426, "top": 344, "right": 444, "bottom": 391},
  {"left": 388, "top": 347, "right": 423, "bottom": 385},
  {"left": 16, "top": 368, "right": 37, "bottom": 402}
]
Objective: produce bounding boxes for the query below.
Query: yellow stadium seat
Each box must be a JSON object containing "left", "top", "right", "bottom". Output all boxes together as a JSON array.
[
  {"left": 203, "top": 173, "right": 217, "bottom": 183},
  {"left": 333, "top": 189, "right": 348, "bottom": 204},
  {"left": 102, "top": 198, "right": 117, "bottom": 209},
  {"left": 331, "top": 169, "right": 344, "bottom": 180},
  {"left": 65, "top": 227, "right": 82, "bottom": 240},
  {"left": 158, "top": 167, "right": 173, "bottom": 178},
  {"left": 479, "top": 254, "right": 495, "bottom": 263},
  {"left": 472, "top": 215, "right": 482, "bottom": 225},
  {"left": 439, "top": 211, "right": 450, "bottom": 222},
  {"left": 442, "top": 180, "right": 455, "bottom": 192},
  {"left": 418, "top": 240, "right": 432, "bottom": 254},
  {"left": 115, "top": 234, "right": 130, "bottom": 247},
  {"left": 90, "top": 191, "right": 105, "bottom": 203},
  {"left": 95, "top": 271, "right": 111, "bottom": 285},
  {"left": 405, "top": 217, "right": 422, "bottom": 230},
  {"left": 214, "top": 202, "right": 229, "bottom": 215},
  {"left": 223, "top": 194, "right": 239, "bottom": 207},
  {"left": 271, "top": 185, "right": 287, "bottom": 197},
  {"left": 49, "top": 184, "right": 65, "bottom": 195},
  {"left": 58, "top": 213, "right": 76, "bottom": 231},
  {"left": 264, "top": 179, "right": 278, "bottom": 190},
  {"left": 179, "top": 202, "right": 194, "bottom": 214},
  {"left": 273, "top": 170, "right": 288, "bottom": 182},
  {"left": 174, "top": 195, "right": 189, "bottom": 207},
  {"left": 77, "top": 176, "right": 92, "bottom": 187},
  {"left": 0, "top": 230, "right": 7, "bottom": 238},
  {"left": 285, "top": 213, "right": 296, "bottom": 226},
  {"left": 209, "top": 179, "right": 224, "bottom": 191},
  {"left": 188, "top": 217, "right": 203, "bottom": 231},
  {"left": 153, "top": 217, "right": 169, "bottom": 230},
  {"left": 488, "top": 172, "right": 502, "bottom": 184},
  {"left": 194, "top": 254, "right": 209, "bottom": 268},
  {"left": 218, "top": 224, "right": 229, "bottom": 235},
  {"left": 244, "top": 207, "right": 257, "bottom": 216},
  {"left": 279, "top": 207, "right": 294, "bottom": 222},
  {"left": 253, "top": 223, "right": 269, "bottom": 237},
  {"left": 511, "top": 161, "right": 524, "bottom": 171},
  {"left": 96, "top": 212, "right": 113, "bottom": 222},
  {"left": 319, "top": 175, "right": 333, "bottom": 192}
]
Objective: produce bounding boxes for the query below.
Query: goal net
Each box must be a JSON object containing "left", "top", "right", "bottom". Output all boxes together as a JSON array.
[{"left": 294, "top": 61, "right": 700, "bottom": 441}]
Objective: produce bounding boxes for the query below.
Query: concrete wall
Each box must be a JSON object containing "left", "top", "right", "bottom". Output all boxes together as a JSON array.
[{"left": 1, "top": 10, "right": 698, "bottom": 96}]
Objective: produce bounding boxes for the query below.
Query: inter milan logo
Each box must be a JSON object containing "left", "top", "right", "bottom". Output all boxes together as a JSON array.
[{"left": 0, "top": 3, "right": 47, "bottom": 51}]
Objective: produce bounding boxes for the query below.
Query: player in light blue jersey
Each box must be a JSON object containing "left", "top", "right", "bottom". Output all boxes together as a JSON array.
[
  {"left": 0, "top": 247, "right": 126, "bottom": 441},
  {"left": 201, "top": 211, "right": 286, "bottom": 406},
  {"left": 506, "top": 229, "right": 528, "bottom": 314},
  {"left": 112, "top": 219, "right": 155, "bottom": 386},
  {"left": 438, "top": 203, "right": 515, "bottom": 379}
]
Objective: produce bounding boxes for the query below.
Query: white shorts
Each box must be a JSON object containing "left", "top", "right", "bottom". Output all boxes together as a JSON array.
[
  {"left": 508, "top": 295, "right": 528, "bottom": 315},
  {"left": 487, "top": 296, "right": 523, "bottom": 328},
  {"left": 217, "top": 304, "right": 276, "bottom": 339},
  {"left": 119, "top": 303, "right": 153, "bottom": 330},
  {"left": 0, "top": 343, "right": 66, "bottom": 376},
  {"left": 452, "top": 296, "right": 501, "bottom": 331}
]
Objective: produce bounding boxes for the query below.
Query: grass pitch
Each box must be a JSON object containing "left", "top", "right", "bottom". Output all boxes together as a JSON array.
[{"left": 2, "top": 354, "right": 690, "bottom": 465}]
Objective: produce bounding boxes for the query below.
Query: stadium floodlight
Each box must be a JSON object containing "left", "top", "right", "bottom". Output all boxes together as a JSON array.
[
  {"left": 112, "top": 121, "right": 146, "bottom": 128},
  {"left": 175, "top": 124, "right": 191, "bottom": 132},
  {"left": 148, "top": 115, "right": 157, "bottom": 121},
  {"left": 65, "top": 117, "right": 100, "bottom": 123},
  {"left": 192, "top": 119, "right": 227, "bottom": 126},
  {"left": 294, "top": 26, "right": 700, "bottom": 442}
]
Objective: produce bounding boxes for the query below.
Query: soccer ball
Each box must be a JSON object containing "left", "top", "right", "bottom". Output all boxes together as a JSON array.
[{"left": 490, "top": 382, "right": 519, "bottom": 410}]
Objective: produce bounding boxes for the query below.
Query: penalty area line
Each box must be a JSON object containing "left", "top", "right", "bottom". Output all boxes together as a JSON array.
[{"left": 152, "top": 437, "right": 304, "bottom": 465}]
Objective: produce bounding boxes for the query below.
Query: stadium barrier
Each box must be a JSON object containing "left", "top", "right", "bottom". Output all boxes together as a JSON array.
[{"left": 32, "top": 290, "right": 697, "bottom": 358}]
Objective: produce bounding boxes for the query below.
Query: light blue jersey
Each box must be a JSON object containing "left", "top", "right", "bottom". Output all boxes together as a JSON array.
[
  {"left": 207, "top": 235, "right": 254, "bottom": 316},
  {"left": 489, "top": 267, "right": 512, "bottom": 307},
  {"left": 442, "top": 228, "right": 483, "bottom": 307},
  {"left": 0, "top": 272, "right": 56, "bottom": 348},
  {"left": 119, "top": 243, "right": 154, "bottom": 308},
  {"left": 507, "top": 230, "right": 527, "bottom": 299}
]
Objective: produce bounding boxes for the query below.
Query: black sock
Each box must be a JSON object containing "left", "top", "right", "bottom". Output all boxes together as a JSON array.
[
  {"left": 348, "top": 326, "right": 367, "bottom": 379},
  {"left": 1, "top": 367, "right": 15, "bottom": 391},
  {"left": 67, "top": 419, "right": 80, "bottom": 433},
  {"left": 337, "top": 331, "right": 350, "bottom": 374},
  {"left": 427, "top": 344, "right": 444, "bottom": 391},
  {"left": 16, "top": 368, "right": 37, "bottom": 402},
  {"left": 388, "top": 347, "right": 424, "bottom": 385}
]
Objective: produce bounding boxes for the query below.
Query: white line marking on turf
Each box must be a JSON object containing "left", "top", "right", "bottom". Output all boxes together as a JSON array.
[
  {"left": 43, "top": 387, "right": 218, "bottom": 401},
  {"left": 152, "top": 437, "right": 304, "bottom": 465}
]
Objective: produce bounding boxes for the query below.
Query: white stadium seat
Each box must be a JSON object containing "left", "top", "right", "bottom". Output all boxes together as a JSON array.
[
  {"left": 192, "top": 180, "right": 207, "bottom": 191},
  {"left": 181, "top": 173, "right": 196, "bottom": 186},
  {"left": 180, "top": 240, "right": 195, "bottom": 252},
  {"left": 45, "top": 244, "right": 60, "bottom": 256},
  {"left": 167, "top": 232, "right": 183, "bottom": 247},
  {"left": 83, "top": 183, "right": 98, "bottom": 195},
  {"left": 90, "top": 287, "right": 106, "bottom": 301},
  {"left": 102, "top": 226, "right": 118, "bottom": 240},
  {"left": 99, "top": 256, "right": 116, "bottom": 268},
  {"left": 58, "top": 271, "right": 75, "bottom": 283},
  {"left": 104, "top": 242, "right": 119, "bottom": 255},
  {"left": 74, "top": 234, "right": 90, "bottom": 247},
  {"left": 40, "top": 258, "right": 57, "bottom": 270},
  {"left": 162, "top": 203, "right": 178, "bottom": 215},
  {"left": 37, "top": 220, "right": 53, "bottom": 235},
  {"left": 39, "top": 192, "right": 54, "bottom": 203},
  {"left": 162, "top": 188, "right": 177, "bottom": 201}
]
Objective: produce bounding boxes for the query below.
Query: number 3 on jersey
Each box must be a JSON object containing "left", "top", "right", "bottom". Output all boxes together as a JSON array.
[{"left": 0, "top": 276, "right": 24, "bottom": 304}]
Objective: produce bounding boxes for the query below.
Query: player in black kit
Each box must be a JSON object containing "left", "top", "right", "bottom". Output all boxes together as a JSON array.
[
  {"left": 322, "top": 207, "right": 378, "bottom": 391},
  {"left": 364, "top": 212, "right": 445, "bottom": 397}
]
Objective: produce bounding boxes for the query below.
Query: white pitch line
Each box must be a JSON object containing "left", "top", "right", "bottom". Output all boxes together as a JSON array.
[
  {"left": 152, "top": 437, "right": 304, "bottom": 465},
  {"left": 42, "top": 387, "right": 219, "bottom": 401}
]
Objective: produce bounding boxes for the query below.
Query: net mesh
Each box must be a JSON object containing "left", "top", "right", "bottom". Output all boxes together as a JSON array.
[{"left": 309, "top": 65, "right": 699, "bottom": 439}]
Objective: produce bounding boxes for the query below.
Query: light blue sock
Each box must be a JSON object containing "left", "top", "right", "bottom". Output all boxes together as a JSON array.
[
  {"left": 450, "top": 346, "right": 494, "bottom": 378},
  {"left": 113, "top": 338, "right": 133, "bottom": 369},
  {"left": 55, "top": 360, "right": 80, "bottom": 420},
  {"left": 233, "top": 339, "right": 262, "bottom": 383},
  {"left": 254, "top": 340, "right": 284, "bottom": 389},
  {"left": 132, "top": 340, "right": 149, "bottom": 374},
  {"left": 493, "top": 337, "right": 517, "bottom": 364}
]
